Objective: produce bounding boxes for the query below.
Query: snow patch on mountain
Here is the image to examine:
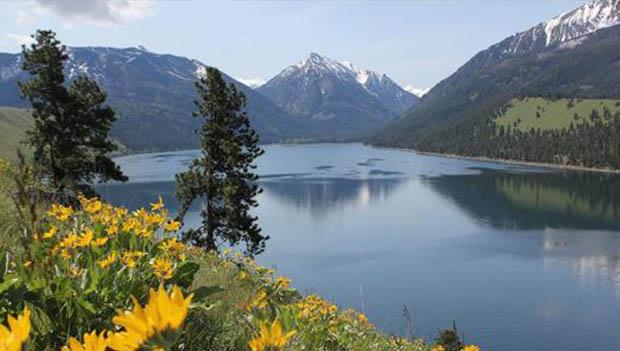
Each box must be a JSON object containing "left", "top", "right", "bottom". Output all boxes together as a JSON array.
[
  {"left": 503, "top": 0, "right": 619, "bottom": 55},
  {"left": 237, "top": 77, "right": 266, "bottom": 88},
  {"left": 543, "top": 0, "right": 619, "bottom": 46},
  {"left": 405, "top": 85, "right": 430, "bottom": 97}
]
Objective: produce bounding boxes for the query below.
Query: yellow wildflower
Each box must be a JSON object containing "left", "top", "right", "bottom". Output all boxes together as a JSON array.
[
  {"left": 248, "top": 320, "right": 295, "bottom": 351},
  {"left": 160, "top": 238, "right": 183, "bottom": 252},
  {"left": 0, "top": 307, "right": 31, "bottom": 351},
  {"left": 238, "top": 271, "right": 249, "bottom": 280},
  {"left": 79, "top": 195, "right": 103, "bottom": 214},
  {"left": 163, "top": 220, "right": 181, "bottom": 233},
  {"left": 59, "top": 233, "right": 80, "bottom": 249},
  {"left": 92, "top": 237, "right": 109, "bottom": 247},
  {"left": 47, "top": 204, "right": 73, "bottom": 222},
  {"left": 98, "top": 252, "right": 117, "bottom": 269},
  {"left": 150, "top": 195, "right": 165, "bottom": 211},
  {"left": 276, "top": 276, "right": 291, "bottom": 289},
  {"left": 160, "top": 238, "right": 186, "bottom": 260},
  {"left": 61, "top": 331, "right": 109, "bottom": 351},
  {"left": 296, "top": 295, "right": 338, "bottom": 321},
  {"left": 60, "top": 249, "right": 72, "bottom": 260},
  {"left": 357, "top": 313, "right": 372, "bottom": 328},
  {"left": 245, "top": 290, "right": 268, "bottom": 311},
  {"left": 105, "top": 225, "right": 119, "bottom": 236},
  {"left": 42, "top": 226, "right": 57, "bottom": 239},
  {"left": 151, "top": 257, "right": 174, "bottom": 280},
  {"left": 462, "top": 346, "right": 480, "bottom": 351},
  {"left": 78, "top": 228, "right": 95, "bottom": 247},
  {"left": 122, "top": 218, "right": 140, "bottom": 233},
  {"left": 121, "top": 251, "right": 145, "bottom": 269},
  {"left": 432, "top": 346, "right": 446, "bottom": 351},
  {"left": 109, "top": 285, "right": 192, "bottom": 350}
]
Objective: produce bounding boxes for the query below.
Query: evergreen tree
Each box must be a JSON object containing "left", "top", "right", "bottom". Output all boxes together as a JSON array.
[
  {"left": 18, "top": 30, "right": 126, "bottom": 197},
  {"left": 175, "top": 67, "right": 266, "bottom": 255}
]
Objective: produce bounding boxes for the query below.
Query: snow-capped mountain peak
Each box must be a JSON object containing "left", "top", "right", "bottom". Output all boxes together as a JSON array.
[
  {"left": 501, "top": 0, "right": 619, "bottom": 55},
  {"left": 543, "top": 0, "right": 619, "bottom": 46},
  {"left": 259, "top": 53, "right": 420, "bottom": 128},
  {"left": 285, "top": 53, "right": 415, "bottom": 103}
]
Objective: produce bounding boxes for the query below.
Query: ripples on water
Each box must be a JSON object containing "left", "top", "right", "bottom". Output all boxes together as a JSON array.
[{"left": 97, "top": 143, "right": 620, "bottom": 351}]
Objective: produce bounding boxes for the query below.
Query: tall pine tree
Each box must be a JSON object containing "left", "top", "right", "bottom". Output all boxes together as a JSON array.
[
  {"left": 176, "top": 67, "right": 266, "bottom": 255},
  {"left": 18, "top": 30, "right": 127, "bottom": 198}
]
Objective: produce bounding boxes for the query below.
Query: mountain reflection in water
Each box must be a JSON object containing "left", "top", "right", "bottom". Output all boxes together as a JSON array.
[
  {"left": 98, "top": 175, "right": 408, "bottom": 217},
  {"left": 425, "top": 168, "right": 620, "bottom": 230},
  {"left": 97, "top": 144, "right": 620, "bottom": 351}
]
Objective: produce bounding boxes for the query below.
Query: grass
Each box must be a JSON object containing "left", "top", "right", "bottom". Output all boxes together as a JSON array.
[
  {"left": 495, "top": 97, "right": 620, "bottom": 132},
  {"left": 0, "top": 160, "right": 18, "bottom": 252},
  {"left": 0, "top": 107, "right": 32, "bottom": 160}
]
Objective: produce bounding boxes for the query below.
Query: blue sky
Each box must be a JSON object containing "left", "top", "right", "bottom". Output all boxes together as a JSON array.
[{"left": 0, "top": 0, "right": 585, "bottom": 91}]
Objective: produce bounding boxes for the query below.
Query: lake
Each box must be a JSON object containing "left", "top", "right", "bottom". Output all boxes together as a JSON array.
[{"left": 97, "top": 143, "right": 620, "bottom": 351}]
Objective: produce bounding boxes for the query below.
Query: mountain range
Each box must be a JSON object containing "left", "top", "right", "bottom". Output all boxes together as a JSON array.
[
  {"left": 1, "top": 0, "right": 615, "bottom": 165},
  {"left": 0, "top": 47, "right": 309, "bottom": 151},
  {"left": 259, "top": 53, "right": 418, "bottom": 138},
  {"left": 0, "top": 49, "right": 415, "bottom": 151},
  {"left": 373, "top": 0, "right": 620, "bottom": 163}
]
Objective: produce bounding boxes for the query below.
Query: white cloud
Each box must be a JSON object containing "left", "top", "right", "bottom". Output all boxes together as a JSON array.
[
  {"left": 404, "top": 85, "right": 430, "bottom": 97},
  {"left": 4, "top": 33, "right": 35, "bottom": 47},
  {"left": 236, "top": 77, "right": 266, "bottom": 89},
  {"left": 20, "top": 0, "right": 156, "bottom": 26},
  {"left": 1, "top": 33, "right": 35, "bottom": 52}
]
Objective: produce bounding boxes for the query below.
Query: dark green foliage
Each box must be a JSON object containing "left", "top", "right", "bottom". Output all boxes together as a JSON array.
[
  {"left": 176, "top": 68, "right": 267, "bottom": 255},
  {"left": 18, "top": 30, "right": 126, "bottom": 197},
  {"left": 401, "top": 108, "right": 620, "bottom": 169},
  {"left": 434, "top": 321, "right": 464, "bottom": 351},
  {"left": 373, "top": 24, "right": 620, "bottom": 169}
]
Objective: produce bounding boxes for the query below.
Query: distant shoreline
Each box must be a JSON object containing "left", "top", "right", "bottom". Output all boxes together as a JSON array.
[
  {"left": 114, "top": 141, "right": 620, "bottom": 174},
  {"left": 387, "top": 146, "right": 620, "bottom": 174}
]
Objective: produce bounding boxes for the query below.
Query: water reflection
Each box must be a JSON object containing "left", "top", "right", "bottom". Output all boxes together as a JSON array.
[
  {"left": 261, "top": 177, "right": 407, "bottom": 216},
  {"left": 96, "top": 145, "right": 620, "bottom": 350},
  {"left": 426, "top": 169, "right": 620, "bottom": 230},
  {"left": 541, "top": 228, "right": 620, "bottom": 297},
  {"left": 97, "top": 176, "right": 408, "bottom": 217},
  {"left": 97, "top": 181, "right": 179, "bottom": 212}
]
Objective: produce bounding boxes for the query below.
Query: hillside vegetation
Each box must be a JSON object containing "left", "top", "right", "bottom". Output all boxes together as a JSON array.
[
  {"left": 0, "top": 163, "right": 477, "bottom": 351},
  {"left": 0, "top": 107, "right": 32, "bottom": 160},
  {"left": 372, "top": 23, "right": 620, "bottom": 170},
  {"left": 496, "top": 97, "right": 620, "bottom": 132}
]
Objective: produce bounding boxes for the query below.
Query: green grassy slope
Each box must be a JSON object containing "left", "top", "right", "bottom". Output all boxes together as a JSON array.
[
  {"left": 0, "top": 107, "right": 32, "bottom": 160},
  {"left": 496, "top": 97, "right": 620, "bottom": 132}
]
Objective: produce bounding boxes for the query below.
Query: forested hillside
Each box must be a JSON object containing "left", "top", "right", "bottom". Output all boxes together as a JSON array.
[{"left": 372, "top": 23, "right": 620, "bottom": 169}]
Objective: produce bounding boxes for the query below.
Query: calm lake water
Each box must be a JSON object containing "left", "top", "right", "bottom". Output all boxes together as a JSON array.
[{"left": 97, "top": 143, "right": 620, "bottom": 351}]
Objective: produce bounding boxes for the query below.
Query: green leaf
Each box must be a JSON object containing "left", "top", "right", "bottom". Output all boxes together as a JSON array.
[
  {"left": 0, "top": 277, "right": 19, "bottom": 294},
  {"left": 77, "top": 297, "right": 96, "bottom": 315},
  {"left": 173, "top": 261, "right": 200, "bottom": 288},
  {"left": 30, "top": 306, "right": 54, "bottom": 335}
]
